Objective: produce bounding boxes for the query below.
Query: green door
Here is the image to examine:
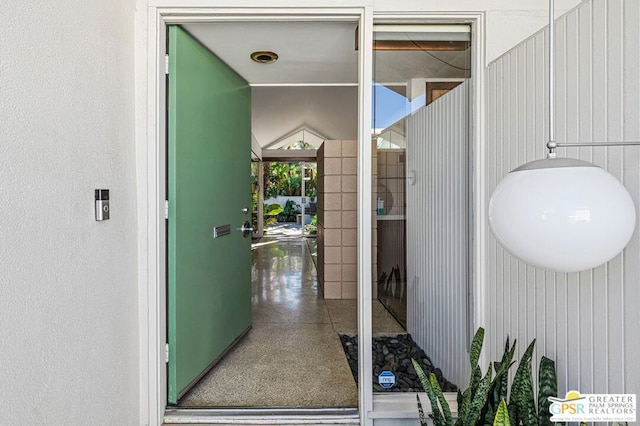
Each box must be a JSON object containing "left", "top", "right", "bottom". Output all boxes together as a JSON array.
[{"left": 167, "top": 25, "right": 252, "bottom": 404}]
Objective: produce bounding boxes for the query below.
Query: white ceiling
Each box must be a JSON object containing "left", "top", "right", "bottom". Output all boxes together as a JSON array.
[
  {"left": 182, "top": 21, "right": 359, "bottom": 85},
  {"left": 180, "top": 21, "right": 470, "bottom": 148},
  {"left": 252, "top": 86, "right": 358, "bottom": 146}
]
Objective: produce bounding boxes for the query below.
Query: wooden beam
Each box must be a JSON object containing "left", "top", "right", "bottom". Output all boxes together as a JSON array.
[
  {"left": 261, "top": 149, "right": 317, "bottom": 162},
  {"left": 355, "top": 26, "right": 470, "bottom": 51},
  {"left": 373, "top": 40, "right": 469, "bottom": 51}
]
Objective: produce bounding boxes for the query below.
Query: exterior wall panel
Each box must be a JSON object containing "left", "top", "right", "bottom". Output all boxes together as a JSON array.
[
  {"left": 407, "top": 82, "right": 470, "bottom": 388},
  {"left": 485, "top": 0, "right": 640, "bottom": 397}
]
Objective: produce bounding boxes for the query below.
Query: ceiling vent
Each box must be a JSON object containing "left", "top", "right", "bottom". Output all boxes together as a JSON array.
[{"left": 250, "top": 51, "right": 278, "bottom": 64}]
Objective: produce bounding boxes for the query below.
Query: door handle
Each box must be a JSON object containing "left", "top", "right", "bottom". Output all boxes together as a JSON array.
[{"left": 237, "top": 221, "right": 254, "bottom": 238}]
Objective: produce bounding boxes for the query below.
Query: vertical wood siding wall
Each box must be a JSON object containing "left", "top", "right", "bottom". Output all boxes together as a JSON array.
[
  {"left": 407, "top": 81, "right": 470, "bottom": 388},
  {"left": 485, "top": 0, "right": 640, "bottom": 396}
]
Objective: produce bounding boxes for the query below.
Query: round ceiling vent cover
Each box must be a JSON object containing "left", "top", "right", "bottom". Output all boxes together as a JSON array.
[{"left": 250, "top": 51, "right": 279, "bottom": 64}]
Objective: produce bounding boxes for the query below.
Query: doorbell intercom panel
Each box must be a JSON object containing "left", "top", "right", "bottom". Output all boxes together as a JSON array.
[{"left": 95, "top": 189, "right": 110, "bottom": 221}]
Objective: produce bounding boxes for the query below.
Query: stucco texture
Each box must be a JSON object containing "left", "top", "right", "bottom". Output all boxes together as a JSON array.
[{"left": 0, "top": 1, "right": 139, "bottom": 424}]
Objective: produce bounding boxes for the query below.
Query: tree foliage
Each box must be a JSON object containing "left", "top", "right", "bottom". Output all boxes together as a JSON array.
[{"left": 263, "top": 161, "right": 317, "bottom": 199}]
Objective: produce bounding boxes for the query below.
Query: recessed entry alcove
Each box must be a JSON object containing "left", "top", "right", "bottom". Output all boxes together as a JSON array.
[{"left": 163, "top": 17, "right": 472, "bottom": 411}]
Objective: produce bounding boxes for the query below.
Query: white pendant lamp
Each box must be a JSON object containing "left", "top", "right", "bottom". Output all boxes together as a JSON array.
[
  {"left": 488, "top": 0, "right": 637, "bottom": 273},
  {"left": 490, "top": 158, "right": 636, "bottom": 272}
]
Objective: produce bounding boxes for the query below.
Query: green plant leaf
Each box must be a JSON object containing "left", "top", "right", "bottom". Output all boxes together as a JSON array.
[
  {"left": 465, "top": 364, "right": 493, "bottom": 426},
  {"left": 503, "top": 338, "right": 518, "bottom": 373},
  {"left": 412, "top": 359, "right": 447, "bottom": 426},
  {"left": 508, "top": 339, "right": 538, "bottom": 426},
  {"left": 484, "top": 360, "right": 516, "bottom": 423},
  {"left": 484, "top": 337, "right": 517, "bottom": 425},
  {"left": 470, "top": 327, "right": 485, "bottom": 368},
  {"left": 430, "top": 371, "right": 453, "bottom": 425},
  {"left": 457, "top": 368, "right": 479, "bottom": 425},
  {"left": 493, "top": 399, "right": 511, "bottom": 426},
  {"left": 469, "top": 364, "right": 482, "bottom": 396},
  {"left": 455, "top": 390, "right": 465, "bottom": 426},
  {"left": 417, "top": 394, "right": 429, "bottom": 426},
  {"left": 467, "top": 327, "right": 485, "bottom": 407},
  {"left": 537, "top": 356, "right": 558, "bottom": 426},
  {"left": 456, "top": 328, "right": 485, "bottom": 426},
  {"left": 264, "top": 203, "right": 283, "bottom": 216}
]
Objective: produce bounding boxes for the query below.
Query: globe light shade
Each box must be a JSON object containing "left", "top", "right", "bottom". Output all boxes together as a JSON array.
[{"left": 489, "top": 158, "right": 636, "bottom": 272}]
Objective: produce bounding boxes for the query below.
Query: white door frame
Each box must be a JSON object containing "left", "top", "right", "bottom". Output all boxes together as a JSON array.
[
  {"left": 137, "top": 4, "right": 372, "bottom": 425},
  {"left": 136, "top": 4, "right": 485, "bottom": 425}
]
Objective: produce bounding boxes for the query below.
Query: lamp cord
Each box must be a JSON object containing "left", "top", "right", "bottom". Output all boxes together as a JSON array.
[
  {"left": 411, "top": 39, "right": 471, "bottom": 71},
  {"left": 406, "top": 38, "right": 472, "bottom": 72}
]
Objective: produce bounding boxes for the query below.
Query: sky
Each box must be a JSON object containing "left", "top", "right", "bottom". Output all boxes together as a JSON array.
[
  {"left": 373, "top": 83, "right": 407, "bottom": 130},
  {"left": 373, "top": 83, "right": 426, "bottom": 130}
]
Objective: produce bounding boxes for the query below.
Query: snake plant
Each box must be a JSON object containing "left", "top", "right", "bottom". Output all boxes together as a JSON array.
[{"left": 412, "top": 327, "right": 561, "bottom": 426}]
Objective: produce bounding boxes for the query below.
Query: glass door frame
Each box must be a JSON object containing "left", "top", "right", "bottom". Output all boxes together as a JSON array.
[{"left": 365, "top": 11, "right": 485, "bottom": 422}]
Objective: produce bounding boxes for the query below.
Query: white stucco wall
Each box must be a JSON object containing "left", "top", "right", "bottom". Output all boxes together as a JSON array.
[{"left": 0, "top": 1, "right": 139, "bottom": 424}]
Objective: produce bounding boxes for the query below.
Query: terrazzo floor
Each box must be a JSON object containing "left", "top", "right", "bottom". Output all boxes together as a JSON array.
[{"left": 178, "top": 235, "right": 404, "bottom": 408}]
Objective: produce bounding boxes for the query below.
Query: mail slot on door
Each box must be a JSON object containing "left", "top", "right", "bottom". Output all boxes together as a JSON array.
[{"left": 213, "top": 224, "right": 231, "bottom": 238}]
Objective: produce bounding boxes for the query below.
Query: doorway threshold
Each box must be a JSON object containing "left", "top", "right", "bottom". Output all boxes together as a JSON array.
[{"left": 164, "top": 407, "right": 359, "bottom": 424}]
